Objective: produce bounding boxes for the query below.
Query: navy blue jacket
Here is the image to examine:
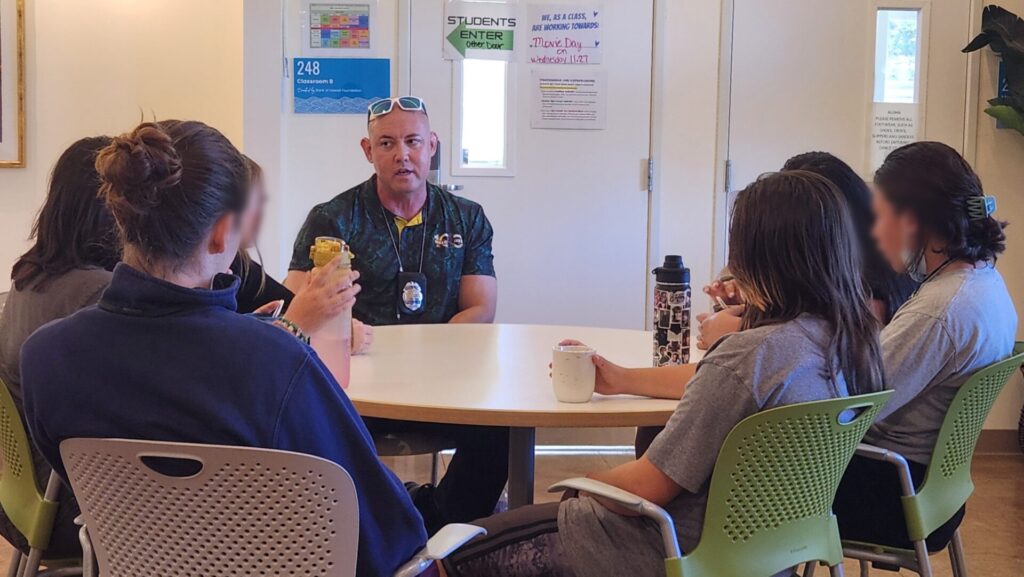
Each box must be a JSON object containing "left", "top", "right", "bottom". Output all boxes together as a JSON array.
[{"left": 22, "top": 264, "right": 426, "bottom": 577}]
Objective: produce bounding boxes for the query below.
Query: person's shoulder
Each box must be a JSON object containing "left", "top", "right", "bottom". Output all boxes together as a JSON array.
[
  {"left": 64, "top": 266, "right": 114, "bottom": 286},
  {"left": 703, "top": 316, "right": 829, "bottom": 376},
  {"left": 309, "top": 179, "right": 371, "bottom": 219},
  {"left": 21, "top": 304, "right": 102, "bottom": 364},
  {"left": 44, "top": 267, "right": 113, "bottom": 296},
  {"left": 434, "top": 184, "right": 486, "bottom": 216},
  {"left": 898, "top": 265, "right": 1009, "bottom": 326}
]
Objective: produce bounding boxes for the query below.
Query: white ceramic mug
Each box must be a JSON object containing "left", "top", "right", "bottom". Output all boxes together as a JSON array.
[{"left": 552, "top": 345, "right": 596, "bottom": 403}]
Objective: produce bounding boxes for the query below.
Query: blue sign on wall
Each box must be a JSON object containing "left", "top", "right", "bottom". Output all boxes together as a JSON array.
[
  {"left": 293, "top": 58, "right": 390, "bottom": 114},
  {"left": 996, "top": 61, "right": 1009, "bottom": 129}
]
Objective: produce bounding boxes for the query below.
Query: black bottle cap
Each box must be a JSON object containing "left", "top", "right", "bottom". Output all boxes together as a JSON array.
[{"left": 653, "top": 255, "right": 689, "bottom": 284}]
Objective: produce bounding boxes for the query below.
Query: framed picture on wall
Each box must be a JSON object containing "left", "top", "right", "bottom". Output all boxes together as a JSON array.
[{"left": 0, "top": 0, "right": 25, "bottom": 168}]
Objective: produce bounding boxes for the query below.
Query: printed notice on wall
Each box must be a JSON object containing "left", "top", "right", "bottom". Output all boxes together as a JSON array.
[
  {"left": 527, "top": 4, "right": 603, "bottom": 64},
  {"left": 870, "top": 102, "right": 919, "bottom": 169},
  {"left": 530, "top": 69, "right": 607, "bottom": 130},
  {"left": 444, "top": 0, "right": 518, "bottom": 61}
]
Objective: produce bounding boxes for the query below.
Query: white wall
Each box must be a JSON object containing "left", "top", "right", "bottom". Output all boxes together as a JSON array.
[
  {"left": 244, "top": 0, "right": 400, "bottom": 277},
  {"left": 0, "top": 0, "right": 243, "bottom": 290},
  {"left": 650, "top": 0, "right": 722, "bottom": 322},
  {"left": 972, "top": 0, "right": 1024, "bottom": 431}
]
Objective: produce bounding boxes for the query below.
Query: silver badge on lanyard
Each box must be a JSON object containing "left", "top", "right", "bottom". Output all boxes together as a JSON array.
[{"left": 402, "top": 280, "right": 424, "bottom": 311}]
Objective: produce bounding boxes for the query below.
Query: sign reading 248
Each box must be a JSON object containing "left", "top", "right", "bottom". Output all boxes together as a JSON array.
[{"left": 296, "top": 60, "right": 321, "bottom": 76}]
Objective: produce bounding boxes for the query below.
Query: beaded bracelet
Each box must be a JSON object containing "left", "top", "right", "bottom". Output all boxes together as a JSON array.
[{"left": 274, "top": 317, "right": 311, "bottom": 345}]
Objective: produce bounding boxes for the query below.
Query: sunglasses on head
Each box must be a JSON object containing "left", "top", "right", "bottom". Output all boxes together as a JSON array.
[{"left": 367, "top": 96, "right": 428, "bottom": 122}]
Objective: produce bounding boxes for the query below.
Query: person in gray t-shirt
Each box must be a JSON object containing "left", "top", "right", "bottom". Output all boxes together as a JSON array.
[
  {"left": 443, "top": 171, "right": 885, "bottom": 577},
  {"left": 834, "top": 141, "right": 1015, "bottom": 551},
  {"left": 0, "top": 136, "right": 120, "bottom": 559}
]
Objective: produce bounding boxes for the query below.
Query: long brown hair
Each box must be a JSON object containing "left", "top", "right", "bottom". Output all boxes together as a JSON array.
[
  {"left": 12, "top": 136, "right": 121, "bottom": 291},
  {"left": 782, "top": 151, "right": 917, "bottom": 323},
  {"left": 729, "top": 171, "right": 884, "bottom": 395}
]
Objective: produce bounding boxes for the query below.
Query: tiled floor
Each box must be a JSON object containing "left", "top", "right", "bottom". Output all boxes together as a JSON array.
[{"left": 2, "top": 452, "right": 1020, "bottom": 576}]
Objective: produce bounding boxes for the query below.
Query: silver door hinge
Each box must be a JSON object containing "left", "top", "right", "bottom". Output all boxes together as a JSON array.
[
  {"left": 724, "top": 159, "right": 733, "bottom": 193},
  {"left": 647, "top": 158, "right": 655, "bottom": 194}
]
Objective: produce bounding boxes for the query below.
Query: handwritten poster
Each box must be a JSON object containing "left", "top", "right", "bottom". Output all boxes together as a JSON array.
[
  {"left": 531, "top": 69, "right": 607, "bottom": 130},
  {"left": 870, "top": 102, "right": 919, "bottom": 168},
  {"left": 444, "top": 1, "right": 518, "bottom": 61},
  {"left": 527, "top": 4, "right": 603, "bottom": 64},
  {"left": 293, "top": 58, "right": 390, "bottom": 114}
]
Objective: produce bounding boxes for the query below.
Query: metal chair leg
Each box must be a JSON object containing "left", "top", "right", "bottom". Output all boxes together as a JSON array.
[
  {"left": 913, "top": 540, "right": 933, "bottom": 577},
  {"left": 858, "top": 560, "right": 870, "bottom": 577},
  {"left": 829, "top": 563, "right": 845, "bottom": 577},
  {"left": 948, "top": 529, "right": 968, "bottom": 577},
  {"left": 22, "top": 549, "right": 44, "bottom": 577},
  {"left": 801, "top": 562, "right": 816, "bottom": 577},
  {"left": 6, "top": 550, "right": 22, "bottom": 577},
  {"left": 78, "top": 525, "right": 96, "bottom": 577},
  {"left": 16, "top": 556, "right": 27, "bottom": 577},
  {"left": 431, "top": 452, "right": 439, "bottom": 485}
]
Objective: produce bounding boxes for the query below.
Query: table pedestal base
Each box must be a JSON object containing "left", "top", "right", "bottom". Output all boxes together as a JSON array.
[{"left": 508, "top": 427, "right": 536, "bottom": 508}]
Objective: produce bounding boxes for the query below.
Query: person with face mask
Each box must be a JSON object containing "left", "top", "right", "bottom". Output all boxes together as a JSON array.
[
  {"left": 285, "top": 97, "right": 507, "bottom": 535},
  {"left": 833, "top": 141, "right": 1016, "bottom": 552}
]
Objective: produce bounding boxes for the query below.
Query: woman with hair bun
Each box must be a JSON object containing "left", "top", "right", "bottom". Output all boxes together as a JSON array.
[
  {"left": 20, "top": 120, "right": 427, "bottom": 576},
  {"left": 834, "top": 141, "right": 1016, "bottom": 552}
]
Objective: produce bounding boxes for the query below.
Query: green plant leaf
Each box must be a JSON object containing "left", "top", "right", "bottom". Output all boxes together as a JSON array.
[{"left": 986, "top": 104, "right": 1024, "bottom": 135}]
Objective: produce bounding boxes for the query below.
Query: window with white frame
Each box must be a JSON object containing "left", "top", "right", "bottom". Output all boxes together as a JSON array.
[
  {"left": 453, "top": 59, "right": 515, "bottom": 176},
  {"left": 873, "top": 9, "right": 921, "bottom": 103}
]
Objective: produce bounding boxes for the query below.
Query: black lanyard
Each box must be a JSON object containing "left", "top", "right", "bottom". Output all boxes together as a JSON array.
[
  {"left": 380, "top": 202, "right": 428, "bottom": 274},
  {"left": 911, "top": 257, "right": 955, "bottom": 299},
  {"left": 380, "top": 199, "right": 430, "bottom": 318}
]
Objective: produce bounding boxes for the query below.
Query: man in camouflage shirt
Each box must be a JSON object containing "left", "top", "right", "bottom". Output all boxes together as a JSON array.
[{"left": 286, "top": 96, "right": 504, "bottom": 534}]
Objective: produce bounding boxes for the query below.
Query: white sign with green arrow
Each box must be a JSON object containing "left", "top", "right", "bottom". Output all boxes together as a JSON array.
[{"left": 443, "top": 0, "right": 518, "bottom": 61}]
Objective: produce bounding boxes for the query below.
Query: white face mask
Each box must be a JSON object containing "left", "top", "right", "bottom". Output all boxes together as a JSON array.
[{"left": 902, "top": 247, "right": 928, "bottom": 283}]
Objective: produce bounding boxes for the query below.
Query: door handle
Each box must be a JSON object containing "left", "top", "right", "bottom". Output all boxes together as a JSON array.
[{"left": 438, "top": 183, "right": 464, "bottom": 192}]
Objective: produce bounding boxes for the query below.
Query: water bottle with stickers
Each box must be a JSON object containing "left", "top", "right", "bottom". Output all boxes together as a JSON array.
[{"left": 652, "top": 255, "right": 691, "bottom": 367}]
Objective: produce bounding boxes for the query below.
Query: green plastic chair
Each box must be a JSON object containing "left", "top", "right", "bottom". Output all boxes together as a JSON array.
[
  {"left": 0, "top": 378, "right": 80, "bottom": 577},
  {"left": 552, "top": 390, "right": 894, "bottom": 577},
  {"left": 842, "top": 342, "right": 1024, "bottom": 577}
]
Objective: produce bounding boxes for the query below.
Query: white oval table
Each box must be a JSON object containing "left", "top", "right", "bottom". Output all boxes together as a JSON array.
[{"left": 346, "top": 323, "right": 702, "bottom": 507}]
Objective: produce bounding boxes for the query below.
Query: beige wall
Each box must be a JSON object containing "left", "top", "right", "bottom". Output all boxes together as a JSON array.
[
  {"left": 972, "top": 0, "right": 1024, "bottom": 430},
  {"left": 0, "top": 0, "right": 243, "bottom": 290}
]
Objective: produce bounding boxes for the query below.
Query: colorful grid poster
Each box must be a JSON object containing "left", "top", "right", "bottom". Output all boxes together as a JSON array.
[{"left": 309, "top": 4, "right": 371, "bottom": 50}]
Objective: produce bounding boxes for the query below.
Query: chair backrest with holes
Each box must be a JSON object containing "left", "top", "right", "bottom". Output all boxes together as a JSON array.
[
  {"left": 0, "top": 376, "right": 57, "bottom": 550},
  {"left": 678, "top": 391, "right": 893, "bottom": 577},
  {"left": 60, "top": 438, "right": 360, "bottom": 577},
  {"left": 902, "top": 342, "right": 1024, "bottom": 542}
]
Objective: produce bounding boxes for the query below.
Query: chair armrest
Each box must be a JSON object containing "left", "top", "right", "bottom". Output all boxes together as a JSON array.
[
  {"left": 392, "top": 524, "right": 486, "bottom": 577},
  {"left": 854, "top": 443, "right": 916, "bottom": 497},
  {"left": 548, "top": 477, "right": 681, "bottom": 559}
]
